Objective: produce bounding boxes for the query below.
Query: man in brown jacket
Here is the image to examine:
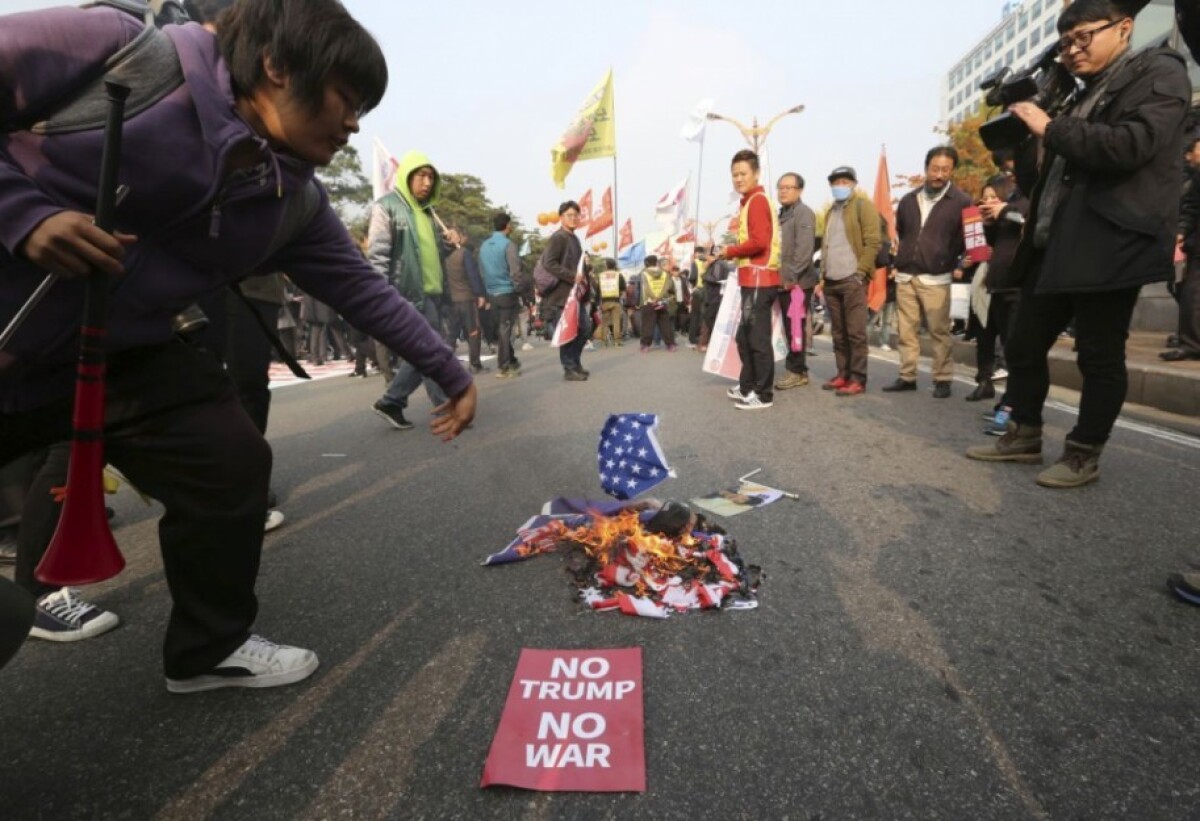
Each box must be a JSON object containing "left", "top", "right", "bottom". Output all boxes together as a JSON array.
[{"left": 819, "top": 167, "right": 881, "bottom": 397}]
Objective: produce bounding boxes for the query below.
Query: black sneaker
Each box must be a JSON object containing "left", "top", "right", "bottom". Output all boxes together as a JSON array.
[
  {"left": 564, "top": 369, "right": 588, "bottom": 382},
  {"left": 469, "top": 363, "right": 489, "bottom": 373},
  {"left": 29, "top": 587, "right": 120, "bottom": 642},
  {"left": 372, "top": 399, "right": 413, "bottom": 430},
  {"left": 165, "top": 635, "right": 318, "bottom": 694}
]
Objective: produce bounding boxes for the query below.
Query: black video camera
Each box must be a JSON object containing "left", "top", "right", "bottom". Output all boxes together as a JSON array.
[{"left": 978, "top": 45, "right": 1078, "bottom": 151}]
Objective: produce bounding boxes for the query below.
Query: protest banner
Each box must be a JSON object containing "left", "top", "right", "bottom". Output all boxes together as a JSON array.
[
  {"left": 962, "top": 206, "right": 992, "bottom": 264},
  {"left": 702, "top": 285, "right": 789, "bottom": 379},
  {"left": 481, "top": 648, "right": 645, "bottom": 792}
]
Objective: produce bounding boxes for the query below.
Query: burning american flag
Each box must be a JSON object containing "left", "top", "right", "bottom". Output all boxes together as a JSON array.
[{"left": 598, "top": 414, "right": 676, "bottom": 501}]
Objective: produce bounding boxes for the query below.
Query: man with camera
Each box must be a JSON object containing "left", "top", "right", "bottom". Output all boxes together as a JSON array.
[{"left": 967, "top": 0, "right": 1191, "bottom": 488}]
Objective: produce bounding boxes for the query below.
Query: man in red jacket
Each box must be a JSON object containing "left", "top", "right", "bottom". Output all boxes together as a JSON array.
[{"left": 723, "top": 150, "right": 782, "bottom": 410}]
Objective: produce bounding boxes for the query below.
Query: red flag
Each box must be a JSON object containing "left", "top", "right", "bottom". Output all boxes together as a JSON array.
[
  {"left": 655, "top": 236, "right": 670, "bottom": 255},
  {"left": 618, "top": 218, "right": 633, "bottom": 251},
  {"left": 675, "top": 219, "right": 696, "bottom": 244},
  {"left": 587, "top": 187, "right": 613, "bottom": 238},
  {"left": 868, "top": 146, "right": 896, "bottom": 313},
  {"left": 578, "top": 189, "right": 594, "bottom": 229}
]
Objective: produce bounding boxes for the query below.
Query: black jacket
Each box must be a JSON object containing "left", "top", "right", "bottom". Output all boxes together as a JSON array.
[
  {"left": 894, "top": 185, "right": 972, "bottom": 275},
  {"left": 983, "top": 197, "right": 1030, "bottom": 293},
  {"left": 1013, "top": 47, "right": 1191, "bottom": 294}
]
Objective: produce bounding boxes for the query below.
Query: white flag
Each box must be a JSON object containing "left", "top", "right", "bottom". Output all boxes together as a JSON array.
[
  {"left": 371, "top": 137, "right": 399, "bottom": 201},
  {"left": 655, "top": 175, "right": 689, "bottom": 235},
  {"left": 679, "top": 98, "right": 714, "bottom": 143}
]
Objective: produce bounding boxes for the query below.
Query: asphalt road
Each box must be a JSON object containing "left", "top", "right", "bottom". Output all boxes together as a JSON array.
[{"left": 2, "top": 336, "right": 1198, "bottom": 820}]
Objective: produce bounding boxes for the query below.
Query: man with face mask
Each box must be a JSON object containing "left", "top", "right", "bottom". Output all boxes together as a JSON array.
[
  {"left": 818, "top": 167, "right": 882, "bottom": 397},
  {"left": 968, "top": 0, "right": 1190, "bottom": 488},
  {"left": 885, "top": 147, "right": 972, "bottom": 399}
]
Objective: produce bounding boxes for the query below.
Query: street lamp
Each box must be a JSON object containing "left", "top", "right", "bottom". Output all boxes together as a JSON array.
[{"left": 705, "top": 104, "right": 805, "bottom": 153}]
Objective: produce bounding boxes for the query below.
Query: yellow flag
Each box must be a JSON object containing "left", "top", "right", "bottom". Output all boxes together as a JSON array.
[{"left": 551, "top": 69, "right": 616, "bottom": 189}]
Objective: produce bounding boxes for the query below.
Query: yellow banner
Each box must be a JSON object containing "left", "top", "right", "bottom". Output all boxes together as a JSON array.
[{"left": 551, "top": 69, "right": 616, "bottom": 189}]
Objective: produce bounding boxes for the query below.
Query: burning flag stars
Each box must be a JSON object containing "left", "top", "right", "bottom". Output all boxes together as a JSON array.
[{"left": 482, "top": 413, "right": 763, "bottom": 618}]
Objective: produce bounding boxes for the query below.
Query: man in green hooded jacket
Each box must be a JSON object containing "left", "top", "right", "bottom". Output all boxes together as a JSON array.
[{"left": 368, "top": 152, "right": 451, "bottom": 430}]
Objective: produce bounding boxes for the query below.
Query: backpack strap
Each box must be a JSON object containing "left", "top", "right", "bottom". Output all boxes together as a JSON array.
[
  {"left": 25, "top": 2, "right": 185, "bottom": 135},
  {"left": 225, "top": 179, "right": 324, "bottom": 381}
]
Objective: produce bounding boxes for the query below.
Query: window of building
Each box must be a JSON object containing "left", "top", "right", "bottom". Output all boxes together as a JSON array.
[
  {"left": 1032, "top": 0, "right": 1042, "bottom": 17},
  {"left": 1007, "top": 25, "right": 1015, "bottom": 42},
  {"left": 1019, "top": 11, "right": 1028, "bottom": 29},
  {"left": 1006, "top": 48, "right": 1015, "bottom": 65},
  {"left": 1017, "top": 38, "right": 1027, "bottom": 57},
  {"left": 1031, "top": 27, "right": 1041, "bottom": 47},
  {"left": 1044, "top": 18, "right": 1055, "bottom": 37}
]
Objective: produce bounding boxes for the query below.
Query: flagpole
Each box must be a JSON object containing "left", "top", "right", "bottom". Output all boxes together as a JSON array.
[{"left": 694, "top": 134, "right": 705, "bottom": 252}]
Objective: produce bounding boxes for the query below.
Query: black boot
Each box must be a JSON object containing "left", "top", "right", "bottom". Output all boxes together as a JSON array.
[{"left": 965, "top": 379, "right": 995, "bottom": 402}]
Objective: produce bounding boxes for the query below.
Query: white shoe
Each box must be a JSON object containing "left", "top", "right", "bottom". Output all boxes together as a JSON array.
[
  {"left": 735, "top": 394, "right": 773, "bottom": 410},
  {"left": 165, "top": 635, "right": 318, "bottom": 694},
  {"left": 521, "top": 342, "right": 534, "bottom": 351},
  {"left": 880, "top": 343, "right": 893, "bottom": 352},
  {"left": 29, "top": 587, "right": 119, "bottom": 642},
  {"left": 726, "top": 387, "right": 750, "bottom": 401},
  {"left": 992, "top": 368, "right": 1008, "bottom": 382},
  {"left": 264, "top": 509, "right": 285, "bottom": 532}
]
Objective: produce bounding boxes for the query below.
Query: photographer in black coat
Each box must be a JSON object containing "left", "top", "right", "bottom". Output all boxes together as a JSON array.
[{"left": 968, "top": 0, "right": 1192, "bottom": 489}]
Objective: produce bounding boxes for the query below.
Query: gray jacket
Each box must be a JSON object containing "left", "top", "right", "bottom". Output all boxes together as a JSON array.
[{"left": 779, "top": 201, "right": 817, "bottom": 289}]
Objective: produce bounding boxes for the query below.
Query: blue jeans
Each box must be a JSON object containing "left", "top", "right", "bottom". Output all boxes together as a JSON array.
[
  {"left": 559, "top": 301, "right": 591, "bottom": 372},
  {"left": 381, "top": 297, "right": 449, "bottom": 410}
]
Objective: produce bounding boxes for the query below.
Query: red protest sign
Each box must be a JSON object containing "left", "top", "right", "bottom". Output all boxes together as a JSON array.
[
  {"left": 962, "top": 206, "right": 992, "bottom": 264},
  {"left": 481, "top": 648, "right": 645, "bottom": 793}
]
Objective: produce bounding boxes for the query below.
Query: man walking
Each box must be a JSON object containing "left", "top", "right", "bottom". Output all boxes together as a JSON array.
[
  {"left": 369, "top": 152, "right": 452, "bottom": 430},
  {"left": 775, "top": 173, "right": 817, "bottom": 390},
  {"left": 595, "top": 258, "right": 627, "bottom": 347},
  {"left": 479, "top": 212, "right": 524, "bottom": 377},
  {"left": 443, "top": 229, "right": 488, "bottom": 374},
  {"left": 819, "top": 167, "right": 881, "bottom": 397},
  {"left": 884, "top": 146, "right": 971, "bottom": 398}
]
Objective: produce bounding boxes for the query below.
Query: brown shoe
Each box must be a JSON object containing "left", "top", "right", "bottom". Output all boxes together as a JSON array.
[
  {"left": 775, "top": 371, "right": 809, "bottom": 390},
  {"left": 965, "top": 422, "right": 1043, "bottom": 464},
  {"left": 1036, "top": 440, "right": 1102, "bottom": 488}
]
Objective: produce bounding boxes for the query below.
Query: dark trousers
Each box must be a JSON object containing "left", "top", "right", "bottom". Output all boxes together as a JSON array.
[
  {"left": 825, "top": 277, "right": 869, "bottom": 384},
  {"left": 1, "top": 340, "right": 270, "bottom": 678},
  {"left": 556, "top": 301, "right": 591, "bottom": 372},
  {"left": 447, "top": 299, "right": 482, "bottom": 367},
  {"left": 306, "top": 322, "right": 328, "bottom": 364},
  {"left": 736, "top": 286, "right": 779, "bottom": 401},
  {"left": 777, "top": 287, "right": 813, "bottom": 375},
  {"left": 1179, "top": 259, "right": 1200, "bottom": 354},
  {"left": 688, "top": 289, "right": 706, "bottom": 344},
  {"left": 1006, "top": 265, "right": 1141, "bottom": 445},
  {"left": 640, "top": 305, "right": 675, "bottom": 348},
  {"left": 701, "top": 285, "right": 722, "bottom": 345},
  {"left": 0, "top": 577, "right": 34, "bottom": 671},
  {"left": 975, "top": 293, "right": 1019, "bottom": 383},
  {"left": 493, "top": 292, "right": 520, "bottom": 371}
]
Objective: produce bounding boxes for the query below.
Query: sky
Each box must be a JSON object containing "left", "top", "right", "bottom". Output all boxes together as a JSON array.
[{"left": 3, "top": 0, "right": 1015, "bottom": 244}]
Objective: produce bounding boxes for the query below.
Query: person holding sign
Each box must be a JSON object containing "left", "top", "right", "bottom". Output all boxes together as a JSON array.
[{"left": 884, "top": 147, "right": 972, "bottom": 399}]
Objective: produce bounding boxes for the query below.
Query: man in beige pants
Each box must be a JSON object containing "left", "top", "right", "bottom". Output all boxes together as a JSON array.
[{"left": 883, "top": 147, "right": 972, "bottom": 399}]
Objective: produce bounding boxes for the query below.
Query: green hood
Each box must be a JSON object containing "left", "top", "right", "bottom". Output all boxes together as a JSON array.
[
  {"left": 394, "top": 150, "right": 443, "bottom": 295},
  {"left": 395, "top": 150, "right": 441, "bottom": 210}
]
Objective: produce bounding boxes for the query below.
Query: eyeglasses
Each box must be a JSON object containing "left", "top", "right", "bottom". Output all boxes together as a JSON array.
[{"left": 1057, "top": 18, "right": 1125, "bottom": 54}]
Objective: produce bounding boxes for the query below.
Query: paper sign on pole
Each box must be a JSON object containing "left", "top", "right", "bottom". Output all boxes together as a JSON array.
[
  {"left": 702, "top": 284, "right": 789, "bottom": 380},
  {"left": 481, "top": 648, "right": 646, "bottom": 793},
  {"left": 962, "top": 206, "right": 992, "bottom": 264}
]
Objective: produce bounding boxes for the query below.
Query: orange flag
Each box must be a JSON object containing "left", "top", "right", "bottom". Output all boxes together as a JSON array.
[
  {"left": 868, "top": 146, "right": 897, "bottom": 313},
  {"left": 578, "top": 189, "right": 594, "bottom": 229},
  {"left": 587, "top": 187, "right": 614, "bottom": 238},
  {"left": 618, "top": 218, "right": 633, "bottom": 251}
]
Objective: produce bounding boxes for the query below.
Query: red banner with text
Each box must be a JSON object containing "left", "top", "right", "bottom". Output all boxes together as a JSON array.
[
  {"left": 480, "top": 648, "right": 646, "bottom": 793},
  {"left": 962, "top": 206, "right": 992, "bottom": 264}
]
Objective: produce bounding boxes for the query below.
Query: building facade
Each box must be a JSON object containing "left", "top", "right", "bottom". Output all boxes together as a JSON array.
[{"left": 940, "top": 0, "right": 1186, "bottom": 126}]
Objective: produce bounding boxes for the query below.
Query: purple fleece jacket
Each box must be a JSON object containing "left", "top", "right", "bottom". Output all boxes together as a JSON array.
[{"left": 0, "top": 6, "right": 471, "bottom": 413}]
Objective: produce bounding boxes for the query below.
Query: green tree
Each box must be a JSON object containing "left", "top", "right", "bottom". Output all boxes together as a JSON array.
[{"left": 315, "top": 145, "right": 372, "bottom": 237}]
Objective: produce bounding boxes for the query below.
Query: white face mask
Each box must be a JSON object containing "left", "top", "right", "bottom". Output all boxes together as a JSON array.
[{"left": 831, "top": 185, "right": 853, "bottom": 203}]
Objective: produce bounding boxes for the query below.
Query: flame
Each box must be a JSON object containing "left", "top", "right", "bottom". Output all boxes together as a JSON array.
[{"left": 560, "top": 510, "right": 702, "bottom": 585}]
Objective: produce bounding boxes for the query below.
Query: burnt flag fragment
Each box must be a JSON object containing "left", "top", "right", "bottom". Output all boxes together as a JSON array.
[{"left": 598, "top": 413, "right": 675, "bottom": 500}]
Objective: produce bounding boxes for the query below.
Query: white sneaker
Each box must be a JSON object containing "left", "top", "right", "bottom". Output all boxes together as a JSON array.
[
  {"left": 165, "top": 635, "right": 318, "bottom": 694},
  {"left": 735, "top": 394, "right": 773, "bottom": 410},
  {"left": 521, "top": 342, "right": 534, "bottom": 351},
  {"left": 264, "top": 509, "right": 285, "bottom": 532},
  {"left": 880, "top": 343, "right": 893, "bottom": 352},
  {"left": 992, "top": 368, "right": 1008, "bottom": 382},
  {"left": 29, "top": 587, "right": 119, "bottom": 642},
  {"left": 726, "top": 386, "right": 750, "bottom": 401}
]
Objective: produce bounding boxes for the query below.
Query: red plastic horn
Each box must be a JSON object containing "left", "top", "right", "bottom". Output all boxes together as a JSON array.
[{"left": 36, "top": 80, "right": 131, "bottom": 586}]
